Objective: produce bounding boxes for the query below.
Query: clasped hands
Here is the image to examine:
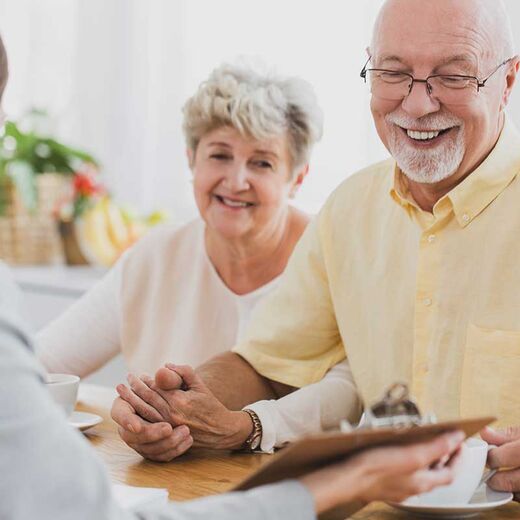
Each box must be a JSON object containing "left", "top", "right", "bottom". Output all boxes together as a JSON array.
[{"left": 111, "top": 364, "right": 254, "bottom": 462}]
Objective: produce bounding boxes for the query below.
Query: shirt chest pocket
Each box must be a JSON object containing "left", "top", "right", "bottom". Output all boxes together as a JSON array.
[{"left": 461, "top": 323, "right": 520, "bottom": 428}]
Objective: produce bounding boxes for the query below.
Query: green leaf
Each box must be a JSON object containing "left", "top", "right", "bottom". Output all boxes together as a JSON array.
[
  {"left": 0, "top": 172, "right": 9, "bottom": 216},
  {"left": 0, "top": 114, "right": 101, "bottom": 211},
  {"left": 7, "top": 160, "right": 37, "bottom": 212}
]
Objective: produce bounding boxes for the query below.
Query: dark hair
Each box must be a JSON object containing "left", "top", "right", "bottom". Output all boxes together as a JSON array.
[{"left": 0, "top": 35, "right": 8, "bottom": 97}]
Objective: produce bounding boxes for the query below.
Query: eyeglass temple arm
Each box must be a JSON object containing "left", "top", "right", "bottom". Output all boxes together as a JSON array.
[
  {"left": 479, "top": 57, "right": 515, "bottom": 88},
  {"left": 360, "top": 56, "right": 372, "bottom": 79}
]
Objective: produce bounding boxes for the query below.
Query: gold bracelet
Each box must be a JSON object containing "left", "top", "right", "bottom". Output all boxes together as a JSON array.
[{"left": 242, "top": 408, "right": 263, "bottom": 451}]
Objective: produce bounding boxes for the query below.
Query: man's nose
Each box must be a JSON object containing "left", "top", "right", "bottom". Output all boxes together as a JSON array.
[{"left": 401, "top": 80, "right": 441, "bottom": 119}]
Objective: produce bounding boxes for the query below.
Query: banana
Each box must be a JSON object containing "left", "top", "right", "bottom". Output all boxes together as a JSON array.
[
  {"left": 102, "top": 197, "right": 129, "bottom": 250},
  {"left": 74, "top": 200, "right": 119, "bottom": 266}
]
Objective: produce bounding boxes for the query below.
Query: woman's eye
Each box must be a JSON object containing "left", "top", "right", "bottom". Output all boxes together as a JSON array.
[
  {"left": 210, "top": 153, "right": 231, "bottom": 161},
  {"left": 254, "top": 160, "right": 272, "bottom": 169}
]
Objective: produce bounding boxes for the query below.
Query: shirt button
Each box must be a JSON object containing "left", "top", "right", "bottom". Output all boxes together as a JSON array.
[
  {"left": 462, "top": 213, "right": 470, "bottom": 223},
  {"left": 427, "top": 234, "right": 436, "bottom": 243},
  {"left": 423, "top": 298, "right": 432, "bottom": 307}
]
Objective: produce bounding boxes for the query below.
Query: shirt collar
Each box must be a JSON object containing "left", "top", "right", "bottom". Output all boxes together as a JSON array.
[{"left": 390, "top": 116, "right": 520, "bottom": 228}]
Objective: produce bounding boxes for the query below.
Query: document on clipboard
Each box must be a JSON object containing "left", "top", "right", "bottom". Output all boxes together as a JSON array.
[{"left": 234, "top": 416, "right": 495, "bottom": 519}]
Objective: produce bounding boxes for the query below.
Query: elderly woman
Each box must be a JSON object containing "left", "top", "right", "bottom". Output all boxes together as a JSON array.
[{"left": 36, "top": 63, "right": 322, "bottom": 375}]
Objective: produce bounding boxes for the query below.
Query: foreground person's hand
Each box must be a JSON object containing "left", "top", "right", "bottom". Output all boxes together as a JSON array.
[
  {"left": 300, "top": 430, "right": 464, "bottom": 514},
  {"left": 110, "top": 395, "right": 194, "bottom": 462},
  {"left": 481, "top": 426, "right": 520, "bottom": 500},
  {"left": 118, "top": 364, "right": 254, "bottom": 453}
]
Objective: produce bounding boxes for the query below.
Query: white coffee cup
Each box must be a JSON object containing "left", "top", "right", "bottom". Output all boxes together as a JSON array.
[
  {"left": 409, "top": 438, "right": 495, "bottom": 506},
  {"left": 45, "top": 373, "right": 80, "bottom": 417}
]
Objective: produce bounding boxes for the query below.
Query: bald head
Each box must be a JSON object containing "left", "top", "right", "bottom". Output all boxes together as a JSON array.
[{"left": 371, "top": 0, "right": 515, "bottom": 65}]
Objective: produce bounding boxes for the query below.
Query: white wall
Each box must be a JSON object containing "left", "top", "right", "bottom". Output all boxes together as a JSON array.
[{"left": 0, "top": 0, "right": 518, "bottom": 222}]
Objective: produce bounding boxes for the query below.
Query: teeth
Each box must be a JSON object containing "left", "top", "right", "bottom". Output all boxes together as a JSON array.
[
  {"left": 407, "top": 129, "right": 441, "bottom": 141},
  {"left": 220, "top": 197, "right": 250, "bottom": 208}
]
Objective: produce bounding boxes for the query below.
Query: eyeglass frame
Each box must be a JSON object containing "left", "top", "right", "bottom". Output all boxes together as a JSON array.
[{"left": 360, "top": 56, "right": 515, "bottom": 99}]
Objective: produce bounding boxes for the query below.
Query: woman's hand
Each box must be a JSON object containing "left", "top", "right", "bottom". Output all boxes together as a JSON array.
[
  {"left": 300, "top": 430, "right": 464, "bottom": 514},
  {"left": 116, "top": 364, "right": 254, "bottom": 453}
]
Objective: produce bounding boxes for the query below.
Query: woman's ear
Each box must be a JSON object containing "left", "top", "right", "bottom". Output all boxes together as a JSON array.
[
  {"left": 186, "top": 148, "right": 195, "bottom": 169},
  {"left": 289, "top": 164, "right": 309, "bottom": 198}
]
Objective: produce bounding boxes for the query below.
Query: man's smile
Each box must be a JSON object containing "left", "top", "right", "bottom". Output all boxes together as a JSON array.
[{"left": 396, "top": 125, "right": 458, "bottom": 147}]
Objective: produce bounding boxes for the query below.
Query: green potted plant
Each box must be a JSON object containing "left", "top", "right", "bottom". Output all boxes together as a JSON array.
[
  {"left": 0, "top": 110, "right": 99, "bottom": 216},
  {"left": 0, "top": 110, "right": 100, "bottom": 264}
]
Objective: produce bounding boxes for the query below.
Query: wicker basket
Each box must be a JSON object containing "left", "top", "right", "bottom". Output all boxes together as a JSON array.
[{"left": 0, "top": 174, "right": 70, "bottom": 265}]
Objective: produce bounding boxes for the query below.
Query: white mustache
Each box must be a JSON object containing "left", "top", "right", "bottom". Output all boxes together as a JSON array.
[{"left": 386, "top": 112, "right": 463, "bottom": 132}]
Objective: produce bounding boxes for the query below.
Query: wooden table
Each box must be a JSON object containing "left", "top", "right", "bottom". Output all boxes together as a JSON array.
[{"left": 78, "top": 384, "right": 520, "bottom": 519}]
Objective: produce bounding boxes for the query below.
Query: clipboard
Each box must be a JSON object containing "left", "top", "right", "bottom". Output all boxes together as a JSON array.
[{"left": 235, "top": 416, "right": 495, "bottom": 519}]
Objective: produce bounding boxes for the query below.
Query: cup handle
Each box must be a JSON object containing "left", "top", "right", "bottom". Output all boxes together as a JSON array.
[{"left": 480, "top": 444, "right": 498, "bottom": 486}]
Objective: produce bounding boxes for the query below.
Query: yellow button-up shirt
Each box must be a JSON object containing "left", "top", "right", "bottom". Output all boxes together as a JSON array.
[{"left": 234, "top": 118, "right": 520, "bottom": 427}]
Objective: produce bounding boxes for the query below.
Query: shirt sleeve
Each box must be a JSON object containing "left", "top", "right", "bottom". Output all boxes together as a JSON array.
[
  {"left": 233, "top": 208, "right": 345, "bottom": 388},
  {"left": 247, "top": 360, "right": 363, "bottom": 453},
  {"left": 35, "top": 257, "right": 124, "bottom": 377},
  {"left": 136, "top": 482, "right": 316, "bottom": 520},
  {"left": 0, "top": 270, "right": 318, "bottom": 520},
  {"left": 0, "top": 305, "right": 125, "bottom": 520}
]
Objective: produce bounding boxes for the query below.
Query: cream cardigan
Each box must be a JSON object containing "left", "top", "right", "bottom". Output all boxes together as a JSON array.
[{"left": 37, "top": 219, "right": 279, "bottom": 375}]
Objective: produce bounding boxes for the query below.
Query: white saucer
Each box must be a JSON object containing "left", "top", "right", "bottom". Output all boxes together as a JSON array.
[
  {"left": 389, "top": 484, "right": 513, "bottom": 518},
  {"left": 68, "top": 411, "right": 103, "bottom": 432}
]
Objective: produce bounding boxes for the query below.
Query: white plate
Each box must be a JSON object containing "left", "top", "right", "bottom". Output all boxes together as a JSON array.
[
  {"left": 389, "top": 484, "right": 513, "bottom": 518},
  {"left": 68, "top": 411, "right": 103, "bottom": 432}
]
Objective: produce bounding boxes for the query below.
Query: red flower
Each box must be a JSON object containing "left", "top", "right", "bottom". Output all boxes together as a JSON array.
[{"left": 73, "top": 172, "right": 104, "bottom": 197}]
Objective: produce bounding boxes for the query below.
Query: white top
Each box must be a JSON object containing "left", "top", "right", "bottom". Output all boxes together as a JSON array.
[
  {"left": 36, "top": 219, "right": 361, "bottom": 452},
  {"left": 36, "top": 220, "right": 279, "bottom": 375}
]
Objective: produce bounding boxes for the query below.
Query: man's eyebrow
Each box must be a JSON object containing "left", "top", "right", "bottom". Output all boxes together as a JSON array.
[
  {"left": 376, "top": 55, "right": 406, "bottom": 67},
  {"left": 434, "top": 55, "right": 477, "bottom": 72},
  {"left": 374, "top": 54, "right": 477, "bottom": 73}
]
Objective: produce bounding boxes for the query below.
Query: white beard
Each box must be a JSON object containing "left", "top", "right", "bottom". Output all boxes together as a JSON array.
[{"left": 385, "top": 111, "right": 465, "bottom": 184}]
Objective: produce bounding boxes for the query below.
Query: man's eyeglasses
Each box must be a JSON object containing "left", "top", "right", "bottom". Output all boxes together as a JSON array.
[{"left": 360, "top": 57, "right": 514, "bottom": 106}]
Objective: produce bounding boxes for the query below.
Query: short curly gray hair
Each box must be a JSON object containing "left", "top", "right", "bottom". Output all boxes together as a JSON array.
[{"left": 182, "top": 62, "right": 323, "bottom": 171}]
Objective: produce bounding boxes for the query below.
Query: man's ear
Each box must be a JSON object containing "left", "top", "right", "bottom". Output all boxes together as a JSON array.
[{"left": 501, "top": 56, "right": 519, "bottom": 110}]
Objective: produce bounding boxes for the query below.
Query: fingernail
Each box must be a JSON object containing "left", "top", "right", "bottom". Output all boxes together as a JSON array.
[
  {"left": 161, "top": 425, "right": 171, "bottom": 435},
  {"left": 165, "top": 363, "right": 176, "bottom": 370},
  {"left": 452, "top": 431, "right": 465, "bottom": 443}
]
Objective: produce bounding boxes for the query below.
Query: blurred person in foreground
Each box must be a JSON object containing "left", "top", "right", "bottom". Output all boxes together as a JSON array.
[{"left": 116, "top": 0, "right": 520, "bottom": 499}]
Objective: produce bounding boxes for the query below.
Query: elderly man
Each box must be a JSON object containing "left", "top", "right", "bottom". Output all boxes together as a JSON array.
[{"left": 114, "top": 0, "right": 520, "bottom": 497}]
